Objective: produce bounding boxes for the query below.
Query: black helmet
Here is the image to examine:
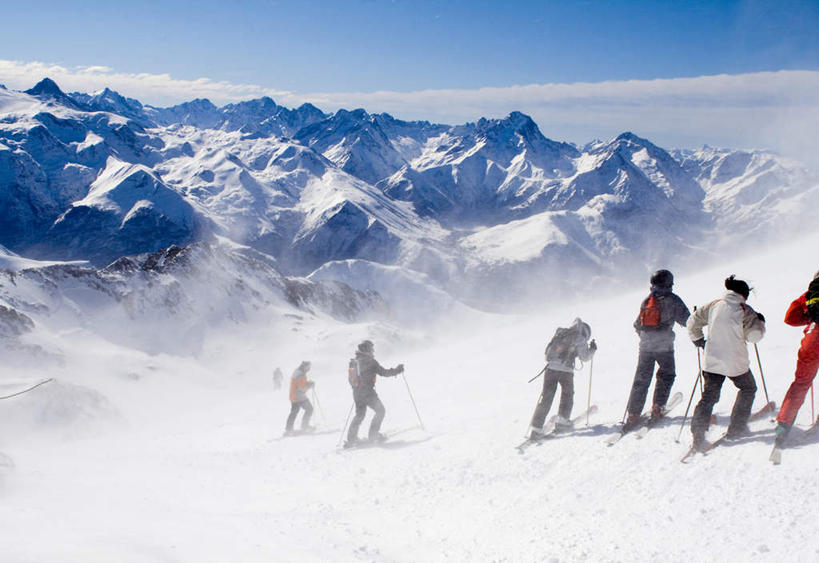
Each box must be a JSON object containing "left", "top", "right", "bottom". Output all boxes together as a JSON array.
[
  {"left": 357, "top": 340, "right": 374, "bottom": 353},
  {"left": 650, "top": 269, "right": 674, "bottom": 288}
]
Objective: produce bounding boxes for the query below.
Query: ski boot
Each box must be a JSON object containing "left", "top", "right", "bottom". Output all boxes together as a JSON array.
[
  {"left": 554, "top": 416, "right": 573, "bottom": 433},
  {"left": 648, "top": 405, "right": 663, "bottom": 427},
  {"left": 725, "top": 424, "right": 750, "bottom": 441},
  {"left": 622, "top": 413, "right": 641, "bottom": 433},
  {"left": 528, "top": 426, "right": 547, "bottom": 441},
  {"left": 368, "top": 432, "right": 388, "bottom": 443},
  {"left": 774, "top": 422, "right": 791, "bottom": 448}
]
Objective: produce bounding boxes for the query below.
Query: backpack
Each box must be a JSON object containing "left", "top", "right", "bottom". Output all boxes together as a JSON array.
[
  {"left": 807, "top": 278, "right": 819, "bottom": 323},
  {"left": 348, "top": 358, "right": 361, "bottom": 388},
  {"left": 639, "top": 294, "right": 663, "bottom": 328},
  {"left": 545, "top": 327, "right": 578, "bottom": 366}
]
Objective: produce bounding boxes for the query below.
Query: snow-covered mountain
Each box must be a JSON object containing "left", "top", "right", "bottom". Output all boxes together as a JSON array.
[
  {"left": 3, "top": 77, "right": 818, "bottom": 312},
  {"left": 0, "top": 241, "right": 390, "bottom": 357}
]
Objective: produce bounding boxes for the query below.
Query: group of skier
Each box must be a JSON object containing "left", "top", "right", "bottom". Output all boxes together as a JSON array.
[
  {"left": 526, "top": 269, "right": 819, "bottom": 457},
  {"left": 276, "top": 340, "right": 405, "bottom": 447},
  {"left": 275, "top": 268, "right": 819, "bottom": 457}
]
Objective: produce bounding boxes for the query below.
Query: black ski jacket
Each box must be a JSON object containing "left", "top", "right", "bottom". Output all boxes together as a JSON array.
[
  {"left": 351, "top": 351, "right": 401, "bottom": 394},
  {"left": 633, "top": 285, "right": 691, "bottom": 352}
]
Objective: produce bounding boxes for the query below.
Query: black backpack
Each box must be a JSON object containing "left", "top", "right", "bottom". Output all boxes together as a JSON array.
[
  {"left": 807, "top": 278, "right": 819, "bottom": 323},
  {"left": 545, "top": 327, "right": 578, "bottom": 365}
]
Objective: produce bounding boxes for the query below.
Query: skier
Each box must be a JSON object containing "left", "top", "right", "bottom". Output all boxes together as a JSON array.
[
  {"left": 284, "top": 361, "right": 315, "bottom": 435},
  {"left": 529, "top": 318, "right": 596, "bottom": 439},
  {"left": 622, "top": 269, "right": 690, "bottom": 431},
  {"left": 346, "top": 340, "right": 404, "bottom": 446},
  {"left": 772, "top": 271, "right": 819, "bottom": 447},
  {"left": 273, "top": 367, "right": 283, "bottom": 390},
  {"left": 688, "top": 275, "right": 766, "bottom": 449}
]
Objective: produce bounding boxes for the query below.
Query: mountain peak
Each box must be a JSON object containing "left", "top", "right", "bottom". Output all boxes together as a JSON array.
[
  {"left": 25, "top": 77, "right": 84, "bottom": 109},
  {"left": 26, "top": 77, "right": 67, "bottom": 98},
  {"left": 615, "top": 131, "right": 650, "bottom": 145}
]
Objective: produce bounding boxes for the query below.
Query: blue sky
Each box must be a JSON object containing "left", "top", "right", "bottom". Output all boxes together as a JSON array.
[
  {"left": 1, "top": 1, "right": 818, "bottom": 160},
  {"left": 3, "top": 0, "right": 817, "bottom": 93}
]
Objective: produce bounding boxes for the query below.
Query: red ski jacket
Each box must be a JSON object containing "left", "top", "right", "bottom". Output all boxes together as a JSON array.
[{"left": 785, "top": 292, "right": 811, "bottom": 330}]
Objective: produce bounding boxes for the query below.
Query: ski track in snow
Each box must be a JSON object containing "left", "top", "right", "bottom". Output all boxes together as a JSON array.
[{"left": 1, "top": 233, "right": 819, "bottom": 562}]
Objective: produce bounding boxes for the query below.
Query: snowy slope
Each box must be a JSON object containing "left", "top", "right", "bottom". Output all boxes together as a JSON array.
[{"left": 0, "top": 225, "right": 815, "bottom": 562}]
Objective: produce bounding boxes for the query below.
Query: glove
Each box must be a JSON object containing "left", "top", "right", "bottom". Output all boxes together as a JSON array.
[
  {"left": 396, "top": 363, "right": 405, "bottom": 373},
  {"left": 589, "top": 339, "right": 597, "bottom": 352},
  {"left": 757, "top": 312, "right": 765, "bottom": 322},
  {"left": 693, "top": 337, "right": 706, "bottom": 349}
]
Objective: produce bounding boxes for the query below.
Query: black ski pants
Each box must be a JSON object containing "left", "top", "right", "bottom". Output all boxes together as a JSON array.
[
  {"left": 285, "top": 399, "right": 313, "bottom": 431},
  {"left": 626, "top": 350, "right": 676, "bottom": 416},
  {"left": 530, "top": 368, "right": 574, "bottom": 428},
  {"left": 348, "top": 391, "right": 386, "bottom": 441},
  {"left": 691, "top": 370, "right": 757, "bottom": 438}
]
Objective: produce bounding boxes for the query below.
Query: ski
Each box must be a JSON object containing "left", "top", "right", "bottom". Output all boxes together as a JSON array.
[
  {"left": 680, "top": 433, "right": 727, "bottom": 463},
  {"left": 272, "top": 428, "right": 340, "bottom": 441},
  {"left": 768, "top": 416, "right": 819, "bottom": 464},
  {"left": 516, "top": 405, "right": 598, "bottom": 453},
  {"left": 342, "top": 425, "right": 424, "bottom": 450},
  {"left": 750, "top": 401, "right": 776, "bottom": 422},
  {"left": 608, "top": 391, "right": 684, "bottom": 445},
  {"left": 634, "top": 391, "right": 684, "bottom": 439}
]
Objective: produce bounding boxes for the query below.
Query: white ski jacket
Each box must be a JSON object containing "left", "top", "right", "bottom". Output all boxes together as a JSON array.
[{"left": 687, "top": 291, "right": 765, "bottom": 377}]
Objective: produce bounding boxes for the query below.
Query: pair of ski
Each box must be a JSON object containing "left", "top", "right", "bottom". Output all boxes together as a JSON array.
[
  {"left": 769, "top": 415, "right": 819, "bottom": 465},
  {"left": 680, "top": 401, "right": 776, "bottom": 463},
  {"left": 516, "top": 405, "right": 598, "bottom": 453},
  {"left": 272, "top": 428, "right": 340, "bottom": 441},
  {"left": 605, "top": 391, "right": 684, "bottom": 447},
  {"left": 342, "top": 425, "right": 423, "bottom": 450}
]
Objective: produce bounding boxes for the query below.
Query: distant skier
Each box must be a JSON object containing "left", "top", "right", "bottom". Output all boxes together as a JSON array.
[
  {"left": 772, "top": 271, "right": 819, "bottom": 448},
  {"left": 273, "top": 367, "right": 283, "bottom": 390},
  {"left": 688, "top": 275, "right": 766, "bottom": 449},
  {"left": 345, "top": 340, "right": 404, "bottom": 446},
  {"left": 529, "top": 318, "right": 596, "bottom": 439},
  {"left": 284, "top": 361, "right": 315, "bottom": 435},
  {"left": 622, "top": 269, "right": 690, "bottom": 431}
]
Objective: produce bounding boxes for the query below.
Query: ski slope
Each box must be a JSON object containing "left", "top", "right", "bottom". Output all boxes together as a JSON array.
[{"left": 0, "top": 231, "right": 817, "bottom": 562}]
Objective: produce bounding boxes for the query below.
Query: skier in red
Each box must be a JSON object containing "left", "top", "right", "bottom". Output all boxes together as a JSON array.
[{"left": 774, "top": 271, "right": 819, "bottom": 447}]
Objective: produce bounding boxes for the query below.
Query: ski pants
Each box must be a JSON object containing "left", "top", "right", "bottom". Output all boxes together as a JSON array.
[
  {"left": 348, "top": 391, "right": 386, "bottom": 441},
  {"left": 285, "top": 399, "right": 313, "bottom": 431},
  {"left": 626, "top": 350, "right": 676, "bottom": 416},
  {"left": 777, "top": 325, "right": 819, "bottom": 426},
  {"left": 691, "top": 370, "right": 757, "bottom": 438},
  {"left": 530, "top": 368, "right": 574, "bottom": 428}
]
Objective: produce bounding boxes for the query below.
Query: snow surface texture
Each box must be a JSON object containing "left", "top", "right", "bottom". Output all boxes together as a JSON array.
[
  {"left": 0, "top": 229, "right": 817, "bottom": 562},
  {"left": 3, "top": 79, "right": 819, "bottom": 309}
]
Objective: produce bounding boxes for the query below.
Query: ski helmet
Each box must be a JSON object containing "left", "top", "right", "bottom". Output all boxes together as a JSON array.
[
  {"left": 650, "top": 269, "right": 674, "bottom": 288},
  {"left": 814, "top": 270, "right": 819, "bottom": 281},
  {"left": 358, "top": 340, "right": 374, "bottom": 353},
  {"left": 573, "top": 317, "right": 591, "bottom": 339},
  {"left": 724, "top": 275, "right": 750, "bottom": 299}
]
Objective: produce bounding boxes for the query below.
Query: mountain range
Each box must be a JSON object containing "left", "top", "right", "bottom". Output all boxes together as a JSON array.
[{"left": 1, "top": 77, "right": 818, "bottom": 316}]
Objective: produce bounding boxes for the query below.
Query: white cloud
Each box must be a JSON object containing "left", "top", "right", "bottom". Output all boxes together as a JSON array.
[{"left": 1, "top": 59, "right": 817, "bottom": 165}]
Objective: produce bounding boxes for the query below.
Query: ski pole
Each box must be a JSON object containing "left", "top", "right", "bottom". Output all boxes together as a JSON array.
[
  {"left": 676, "top": 349, "right": 703, "bottom": 443},
  {"left": 401, "top": 371, "right": 425, "bottom": 431},
  {"left": 337, "top": 402, "right": 355, "bottom": 448},
  {"left": 811, "top": 384, "right": 815, "bottom": 422},
  {"left": 528, "top": 366, "right": 546, "bottom": 383},
  {"left": 586, "top": 356, "right": 594, "bottom": 427},
  {"left": 753, "top": 343, "right": 771, "bottom": 405},
  {"left": 311, "top": 387, "right": 326, "bottom": 425},
  {"left": 0, "top": 378, "right": 54, "bottom": 400}
]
